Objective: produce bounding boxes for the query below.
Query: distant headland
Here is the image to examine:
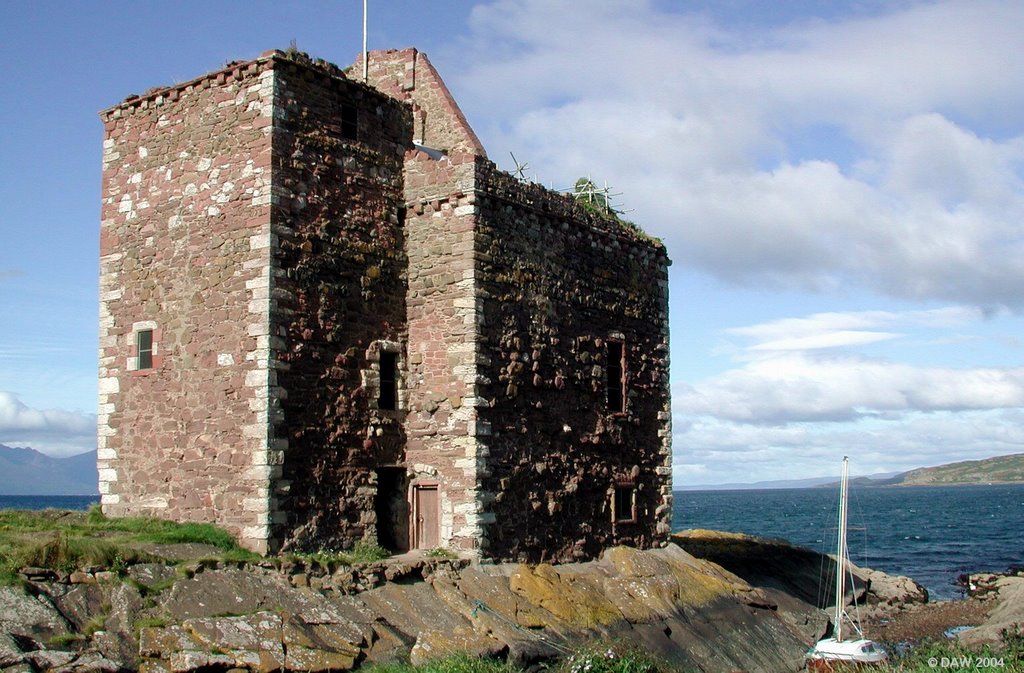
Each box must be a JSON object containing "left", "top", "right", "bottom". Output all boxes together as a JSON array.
[
  {"left": 684, "top": 452, "right": 1024, "bottom": 491},
  {"left": 823, "top": 452, "right": 1024, "bottom": 489}
]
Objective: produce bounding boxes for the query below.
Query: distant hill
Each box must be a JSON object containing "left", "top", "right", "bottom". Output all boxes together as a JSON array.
[
  {"left": 0, "top": 444, "right": 98, "bottom": 495},
  {"left": 898, "top": 453, "right": 1024, "bottom": 486},
  {"left": 683, "top": 475, "right": 843, "bottom": 491},
  {"left": 812, "top": 453, "right": 1024, "bottom": 489},
  {"left": 685, "top": 454, "right": 1024, "bottom": 491}
]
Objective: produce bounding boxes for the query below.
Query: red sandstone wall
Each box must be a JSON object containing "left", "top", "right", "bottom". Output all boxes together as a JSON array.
[
  {"left": 402, "top": 151, "right": 488, "bottom": 552},
  {"left": 98, "top": 59, "right": 277, "bottom": 551},
  {"left": 267, "top": 58, "right": 412, "bottom": 551},
  {"left": 472, "top": 160, "right": 673, "bottom": 563},
  {"left": 357, "top": 48, "right": 486, "bottom": 156}
]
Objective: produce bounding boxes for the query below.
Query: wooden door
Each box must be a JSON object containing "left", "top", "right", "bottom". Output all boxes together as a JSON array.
[{"left": 412, "top": 485, "right": 439, "bottom": 549}]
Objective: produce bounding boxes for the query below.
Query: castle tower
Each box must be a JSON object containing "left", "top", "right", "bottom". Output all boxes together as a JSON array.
[
  {"left": 99, "top": 51, "right": 412, "bottom": 553},
  {"left": 99, "top": 48, "right": 672, "bottom": 560}
]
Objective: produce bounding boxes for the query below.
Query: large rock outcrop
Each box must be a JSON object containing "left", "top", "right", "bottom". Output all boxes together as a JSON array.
[
  {"left": 0, "top": 543, "right": 830, "bottom": 673},
  {"left": 957, "top": 574, "right": 1024, "bottom": 647},
  {"left": 673, "top": 529, "right": 927, "bottom": 609}
]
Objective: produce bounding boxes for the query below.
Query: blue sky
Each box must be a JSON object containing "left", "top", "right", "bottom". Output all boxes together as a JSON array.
[{"left": 1, "top": 1, "right": 1022, "bottom": 486}]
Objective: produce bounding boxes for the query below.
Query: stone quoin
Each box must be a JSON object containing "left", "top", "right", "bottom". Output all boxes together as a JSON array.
[{"left": 98, "top": 47, "right": 672, "bottom": 562}]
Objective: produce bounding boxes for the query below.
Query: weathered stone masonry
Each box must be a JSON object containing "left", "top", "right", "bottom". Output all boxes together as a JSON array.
[
  {"left": 268, "top": 57, "right": 411, "bottom": 553},
  {"left": 100, "top": 47, "right": 671, "bottom": 562},
  {"left": 99, "top": 57, "right": 278, "bottom": 552}
]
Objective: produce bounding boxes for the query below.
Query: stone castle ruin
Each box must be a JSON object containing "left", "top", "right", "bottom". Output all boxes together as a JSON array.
[{"left": 97, "top": 47, "right": 672, "bottom": 562}]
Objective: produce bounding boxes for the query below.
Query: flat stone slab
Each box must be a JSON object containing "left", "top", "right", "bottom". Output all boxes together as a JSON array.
[
  {"left": 0, "top": 586, "right": 71, "bottom": 642},
  {"left": 129, "top": 543, "right": 226, "bottom": 561}
]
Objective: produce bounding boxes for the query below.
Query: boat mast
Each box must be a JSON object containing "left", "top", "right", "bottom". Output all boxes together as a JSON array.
[{"left": 835, "top": 455, "right": 849, "bottom": 641}]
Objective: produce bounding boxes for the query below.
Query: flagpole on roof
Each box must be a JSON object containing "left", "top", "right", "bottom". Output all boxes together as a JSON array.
[{"left": 362, "top": 0, "right": 369, "bottom": 81}]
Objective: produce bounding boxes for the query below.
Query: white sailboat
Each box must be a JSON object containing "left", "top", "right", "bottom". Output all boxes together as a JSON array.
[{"left": 807, "top": 456, "right": 888, "bottom": 668}]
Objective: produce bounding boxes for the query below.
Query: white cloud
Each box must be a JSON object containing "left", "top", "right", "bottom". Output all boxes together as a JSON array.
[
  {"left": 672, "top": 305, "right": 1024, "bottom": 484},
  {"left": 454, "top": 0, "right": 1024, "bottom": 308},
  {"left": 680, "top": 306, "right": 1024, "bottom": 424},
  {"left": 0, "top": 391, "right": 96, "bottom": 457},
  {"left": 675, "top": 355, "right": 1024, "bottom": 424},
  {"left": 725, "top": 307, "right": 984, "bottom": 352},
  {"left": 674, "top": 410, "right": 1024, "bottom": 487}
]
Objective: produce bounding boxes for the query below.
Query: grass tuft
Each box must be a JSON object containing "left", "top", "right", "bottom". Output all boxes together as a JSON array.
[
  {"left": 361, "top": 652, "right": 518, "bottom": 673},
  {"left": 361, "top": 644, "right": 668, "bottom": 673},
  {"left": 0, "top": 508, "right": 252, "bottom": 584},
  {"left": 283, "top": 539, "right": 391, "bottom": 573},
  {"left": 424, "top": 547, "right": 457, "bottom": 559}
]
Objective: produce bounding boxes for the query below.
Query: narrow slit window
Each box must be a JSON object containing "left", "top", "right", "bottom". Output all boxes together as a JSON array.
[
  {"left": 606, "top": 340, "right": 625, "bottom": 413},
  {"left": 341, "top": 105, "right": 358, "bottom": 141},
  {"left": 614, "top": 484, "right": 636, "bottom": 523},
  {"left": 378, "top": 352, "right": 398, "bottom": 411},
  {"left": 137, "top": 329, "right": 154, "bottom": 370}
]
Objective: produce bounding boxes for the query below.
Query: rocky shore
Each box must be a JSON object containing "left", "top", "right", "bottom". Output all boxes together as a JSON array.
[
  {"left": 1, "top": 531, "right": 1019, "bottom": 673},
  {"left": 674, "top": 529, "right": 1022, "bottom": 651}
]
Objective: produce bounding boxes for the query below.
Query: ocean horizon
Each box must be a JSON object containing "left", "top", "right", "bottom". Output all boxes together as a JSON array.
[
  {"left": 673, "top": 483, "right": 1023, "bottom": 600},
  {"left": 4, "top": 484, "right": 1021, "bottom": 601}
]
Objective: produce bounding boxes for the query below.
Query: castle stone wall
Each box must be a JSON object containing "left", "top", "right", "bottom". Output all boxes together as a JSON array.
[
  {"left": 472, "top": 160, "right": 673, "bottom": 562},
  {"left": 98, "top": 59, "right": 277, "bottom": 551},
  {"left": 402, "top": 152, "right": 488, "bottom": 553},
  {"left": 267, "top": 57, "right": 412, "bottom": 551}
]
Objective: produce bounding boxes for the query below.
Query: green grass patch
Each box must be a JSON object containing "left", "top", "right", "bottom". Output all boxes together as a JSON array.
[
  {"left": 424, "top": 547, "right": 457, "bottom": 559},
  {"left": 361, "top": 653, "right": 518, "bottom": 673},
  {"left": 0, "top": 507, "right": 252, "bottom": 584},
  {"left": 556, "top": 644, "right": 665, "bottom": 673},
  {"left": 284, "top": 539, "right": 391, "bottom": 572},
  {"left": 361, "top": 644, "right": 668, "bottom": 673},
  {"left": 46, "top": 632, "right": 87, "bottom": 648}
]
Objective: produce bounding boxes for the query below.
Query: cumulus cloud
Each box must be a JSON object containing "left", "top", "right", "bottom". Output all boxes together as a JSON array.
[
  {"left": 680, "top": 307, "right": 1024, "bottom": 424},
  {"left": 0, "top": 391, "right": 96, "bottom": 457},
  {"left": 674, "top": 409, "right": 1024, "bottom": 487},
  {"left": 453, "top": 0, "right": 1024, "bottom": 308},
  {"left": 671, "top": 306, "right": 1024, "bottom": 484},
  {"left": 675, "top": 356, "right": 1024, "bottom": 424}
]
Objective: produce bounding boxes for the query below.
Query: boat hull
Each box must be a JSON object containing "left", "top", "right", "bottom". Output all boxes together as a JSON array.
[{"left": 807, "top": 637, "right": 887, "bottom": 669}]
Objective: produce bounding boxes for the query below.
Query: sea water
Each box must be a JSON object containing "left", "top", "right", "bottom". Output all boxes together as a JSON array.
[
  {"left": 3, "top": 487, "right": 1021, "bottom": 601},
  {"left": 0, "top": 495, "right": 100, "bottom": 512},
  {"left": 674, "top": 484, "right": 1024, "bottom": 600}
]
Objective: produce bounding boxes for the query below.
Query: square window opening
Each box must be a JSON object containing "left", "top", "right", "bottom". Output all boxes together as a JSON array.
[
  {"left": 614, "top": 484, "right": 636, "bottom": 523},
  {"left": 341, "top": 105, "right": 358, "bottom": 141},
  {"left": 378, "top": 352, "right": 398, "bottom": 411},
  {"left": 137, "top": 329, "right": 154, "bottom": 370}
]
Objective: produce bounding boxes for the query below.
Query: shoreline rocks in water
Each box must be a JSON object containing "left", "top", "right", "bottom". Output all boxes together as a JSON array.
[
  {"left": 955, "top": 569, "right": 1024, "bottom": 647},
  {"left": 674, "top": 529, "right": 1024, "bottom": 653},
  {"left": 0, "top": 530, "right": 1016, "bottom": 673}
]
